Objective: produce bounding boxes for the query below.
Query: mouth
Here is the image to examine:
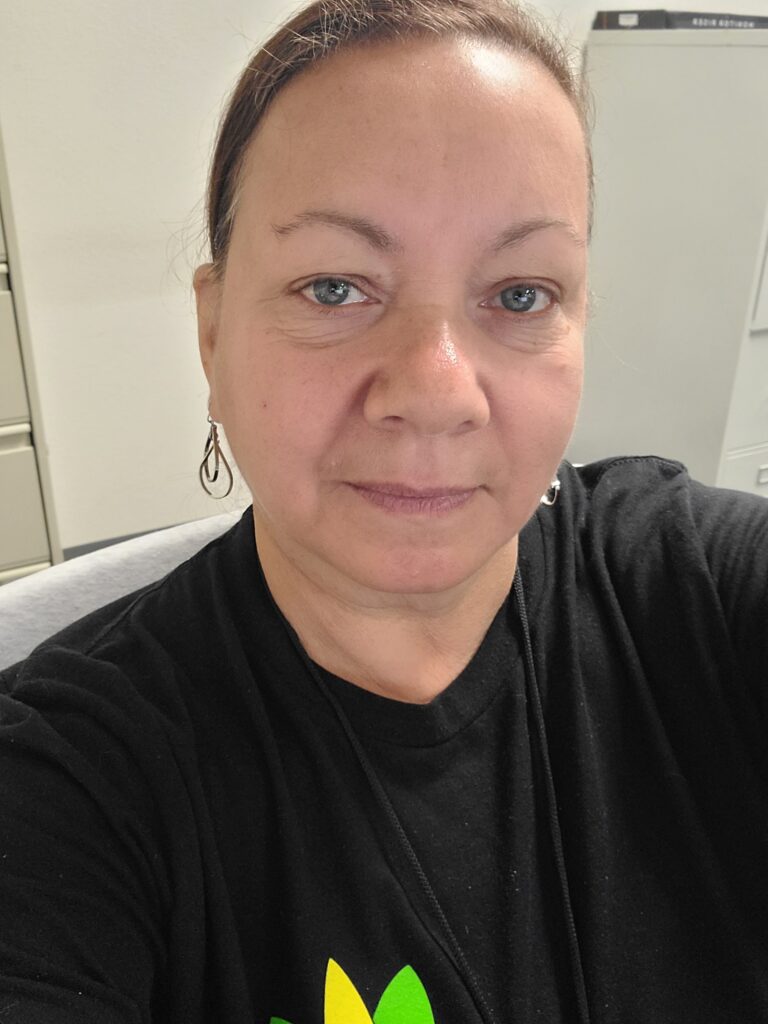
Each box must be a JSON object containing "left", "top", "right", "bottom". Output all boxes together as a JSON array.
[
  {"left": 346, "top": 481, "right": 479, "bottom": 516},
  {"left": 351, "top": 482, "right": 476, "bottom": 497}
]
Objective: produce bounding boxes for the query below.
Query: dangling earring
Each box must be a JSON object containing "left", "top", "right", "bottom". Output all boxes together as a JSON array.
[
  {"left": 540, "top": 476, "right": 561, "bottom": 507},
  {"left": 199, "top": 414, "right": 234, "bottom": 498}
]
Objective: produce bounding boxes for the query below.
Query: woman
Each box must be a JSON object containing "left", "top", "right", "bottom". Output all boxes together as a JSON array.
[{"left": 1, "top": 1, "right": 766, "bottom": 1022}]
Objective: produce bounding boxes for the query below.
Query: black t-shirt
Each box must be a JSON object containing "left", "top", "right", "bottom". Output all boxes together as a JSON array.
[{"left": 0, "top": 456, "right": 766, "bottom": 1024}]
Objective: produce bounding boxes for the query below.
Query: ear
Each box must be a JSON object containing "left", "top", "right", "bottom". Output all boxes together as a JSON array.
[{"left": 194, "top": 263, "right": 222, "bottom": 418}]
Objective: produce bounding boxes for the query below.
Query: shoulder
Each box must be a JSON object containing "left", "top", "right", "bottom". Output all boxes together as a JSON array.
[
  {"left": 563, "top": 453, "right": 700, "bottom": 518},
  {"left": 538, "top": 457, "right": 767, "bottom": 677},
  {"left": 522, "top": 454, "right": 767, "bottom": 627},
  {"left": 0, "top": 507, "right": 264, "bottom": 746},
  {"left": 10, "top": 506, "right": 252, "bottom": 650},
  {"left": 0, "top": 508, "right": 276, "bottom": 848},
  {"left": 556, "top": 454, "right": 768, "bottom": 554}
]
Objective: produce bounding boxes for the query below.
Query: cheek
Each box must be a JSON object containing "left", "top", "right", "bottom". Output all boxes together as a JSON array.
[
  {"left": 216, "top": 339, "right": 348, "bottom": 482},
  {"left": 546, "top": 354, "right": 584, "bottom": 429},
  {"left": 498, "top": 348, "right": 583, "bottom": 449}
]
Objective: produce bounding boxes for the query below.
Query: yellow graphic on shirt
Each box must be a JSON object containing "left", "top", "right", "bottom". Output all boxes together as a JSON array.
[
  {"left": 325, "top": 958, "right": 372, "bottom": 1023},
  {"left": 270, "top": 957, "right": 436, "bottom": 1024}
]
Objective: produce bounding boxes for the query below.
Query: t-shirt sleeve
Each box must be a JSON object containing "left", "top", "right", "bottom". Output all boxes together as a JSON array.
[
  {"left": 0, "top": 649, "right": 172, "bottom": 1023},
  {"left": 688, "top": 479, "right": 768, "bottom": 720}
]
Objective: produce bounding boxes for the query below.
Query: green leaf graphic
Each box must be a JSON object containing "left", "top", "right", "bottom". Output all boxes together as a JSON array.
[
  {"left": 373, "top": 965, "right": 435, "bottom": 1024},
  {"left": 269, "top": 1017, "right": 293, "bottom": 1024}
]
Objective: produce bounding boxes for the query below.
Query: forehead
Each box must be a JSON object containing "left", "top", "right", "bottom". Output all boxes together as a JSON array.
[{"left": 236, "top": 37, "right": 588, "bottom": 243}]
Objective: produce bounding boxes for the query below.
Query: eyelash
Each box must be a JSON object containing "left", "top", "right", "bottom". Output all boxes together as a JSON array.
[{"left": 297, "top": 276, "right": 558, "bottom": 319}]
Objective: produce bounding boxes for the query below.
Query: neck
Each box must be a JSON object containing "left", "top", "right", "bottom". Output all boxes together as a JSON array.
[{"left": 255, "top": 521, "right": 518, "bottom": 705}]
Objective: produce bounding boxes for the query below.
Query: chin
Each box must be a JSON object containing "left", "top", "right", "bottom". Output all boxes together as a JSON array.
[{"left": 333, "top": 542, "right": 496, "bottom": 596}]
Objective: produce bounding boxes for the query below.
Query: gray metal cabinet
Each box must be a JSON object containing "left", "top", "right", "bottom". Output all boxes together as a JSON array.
[
  {"left": 568, "top": 28, "right": 768, "bottom": 497},
  {"left": 0, "top": 155, "right": 60, "bottom": 582},
  {"left": 0, "top": 266, "right": 29, "bottom": 424},
  {"left": 0, "top": 437, "right": 50, "bottom": 572}
]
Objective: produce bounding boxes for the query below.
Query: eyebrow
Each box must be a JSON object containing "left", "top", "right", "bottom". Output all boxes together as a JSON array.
[{"left": 270, "top": 208, "right": 586, "bottom": 254}]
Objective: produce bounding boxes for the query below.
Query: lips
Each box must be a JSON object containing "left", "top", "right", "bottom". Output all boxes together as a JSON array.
[
  {"left": 345, "top": 481, "right": 479, "bottom": 516},
  {"left": 349, "top": 482, "right": 476, "bottom": 498}
]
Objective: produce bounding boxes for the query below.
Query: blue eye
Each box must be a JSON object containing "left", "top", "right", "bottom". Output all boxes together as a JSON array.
[
  {"left": 303, "top": 278, "right": 367, "bottom": 307},
  {"left": 489, "top": 282, "right": 557, "bottom": 313},
  {"left": 493, "top": 284, "right": 553, "bottom": 314}
]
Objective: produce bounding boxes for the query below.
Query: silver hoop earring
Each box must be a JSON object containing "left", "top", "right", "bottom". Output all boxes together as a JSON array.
[
  {"left": 540, "top": 477, "right": 561, "bottom": 507},
  {"left": 199, "top": 415, "right": 234, "bottom": 499}
]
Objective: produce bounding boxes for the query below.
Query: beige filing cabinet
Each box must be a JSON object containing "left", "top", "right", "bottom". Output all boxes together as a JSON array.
[
  {"left": 568, "top": 29, "right": 768, "bottom": 496},
  {"left": 0, "top": 165, "right": 60, "bottom": 582}
]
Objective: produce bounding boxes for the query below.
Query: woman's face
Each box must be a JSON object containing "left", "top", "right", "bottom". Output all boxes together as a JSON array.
[{"left": 196, "top": 37, "right": 589, "bottom": 597}]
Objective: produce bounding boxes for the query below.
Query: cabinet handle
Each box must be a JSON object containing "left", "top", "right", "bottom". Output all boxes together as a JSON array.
[
  {"left": 0, "top": 423, "right": 31, "bottom": 453},
  {"left": 757, "top": 464, "right": 768, "bottom": 487}
]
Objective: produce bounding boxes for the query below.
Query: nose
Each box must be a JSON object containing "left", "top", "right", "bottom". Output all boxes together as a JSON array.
[{"left": 363, "top": 311, "right": 490, "bottom": 436}]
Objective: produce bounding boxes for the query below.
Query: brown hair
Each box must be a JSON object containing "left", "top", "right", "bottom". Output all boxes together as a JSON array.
[{"left": 205, "top": 0, "right": 593, "bottom": 276}]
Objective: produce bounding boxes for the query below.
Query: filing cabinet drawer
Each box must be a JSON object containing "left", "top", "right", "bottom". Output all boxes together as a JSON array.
[
  {"left": 0, "top": 444, "right": 50, "bottom": 570},
  {"left": 718, "top": 444, "right": 768, "bottom": 498},
  {"left": 0, "top": 277, "right": 30, "bottom": 425},
  {"left": 725, "top": 331, "right": 768, "bottom": 451}
]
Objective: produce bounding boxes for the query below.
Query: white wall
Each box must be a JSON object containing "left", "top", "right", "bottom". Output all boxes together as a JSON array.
[
  {"left": 0, "top": 0, "right": 761, "bottom": 549},
  {"left": 0, "top": 1, "right": 292, "bottom": 549}
]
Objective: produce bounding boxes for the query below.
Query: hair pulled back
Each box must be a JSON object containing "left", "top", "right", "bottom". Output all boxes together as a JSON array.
[{"left": 205, "top": 0, "right": 593, "bottom": 276}]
